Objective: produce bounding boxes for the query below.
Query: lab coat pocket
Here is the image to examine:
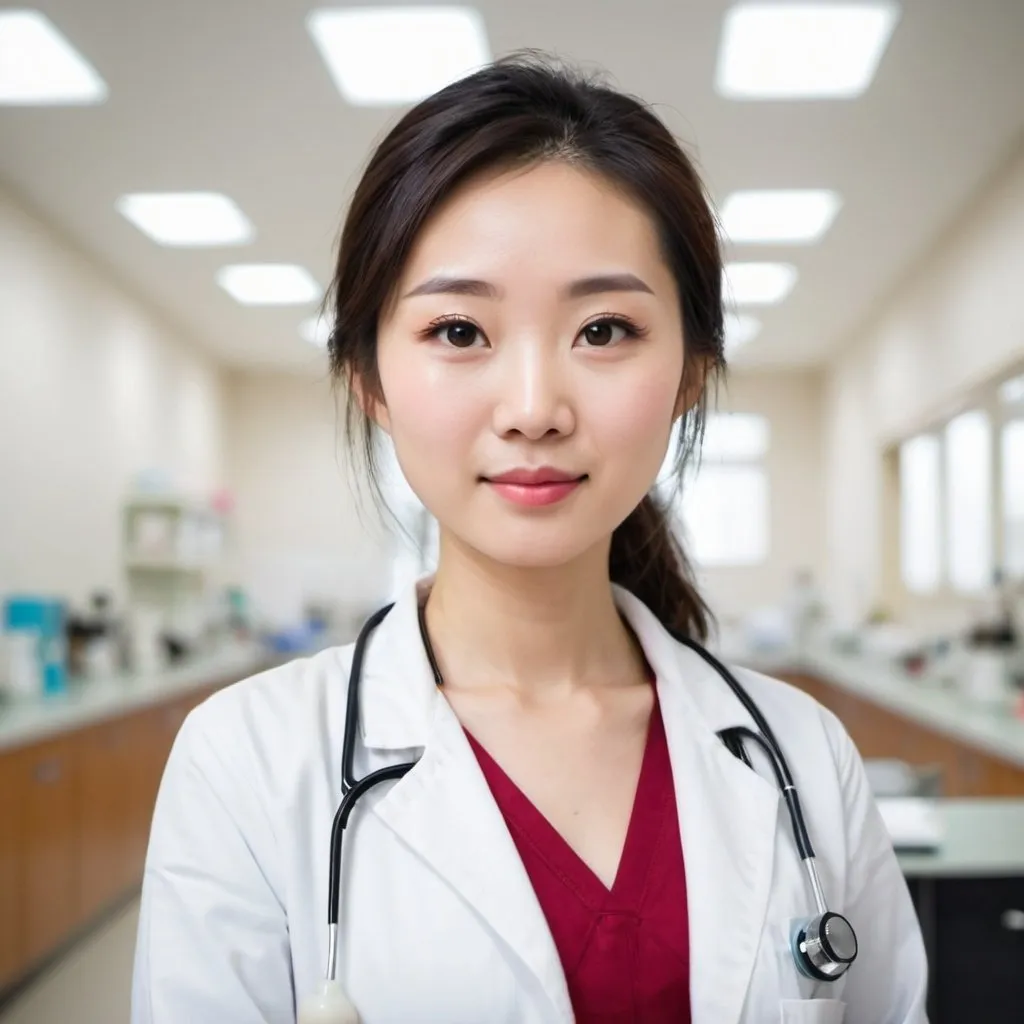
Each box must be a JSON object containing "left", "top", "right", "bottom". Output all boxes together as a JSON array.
[{"left": 779, "top": 999, "right": 846, "bottom": 1024}]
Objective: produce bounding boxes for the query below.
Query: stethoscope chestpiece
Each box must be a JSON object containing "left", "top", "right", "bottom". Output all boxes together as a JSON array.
[
  {"left": 298, "top": 980, "right": 360, "bottom": 1024},
  {"left": 792, "top": 911, "right": 858, "bottom": 982}
]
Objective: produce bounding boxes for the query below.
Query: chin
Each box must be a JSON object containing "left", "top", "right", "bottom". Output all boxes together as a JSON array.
[{"left": 463, "top": 523, "right": 609, "bottom": 571}]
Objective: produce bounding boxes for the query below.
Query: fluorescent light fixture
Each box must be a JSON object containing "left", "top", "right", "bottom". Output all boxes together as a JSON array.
[
  {"left": 217, "top": 264, "right": 321, "bottom": 306},
  {"left": 307, "top": 6, "right": 491, "bottom": 106},
  {"left": 0, "top": 10, "right": 107, "bottom": 105},
  {"left": 721, "top": 189, "right": 842, "bottom": 244},
  {"left": 724, "top": 312, "right": 762, "bottom": 354},
  {"left": 300, "top": 314, "right": 332, "bottom": 348},
  {"left": 723, "top": 262, "right": 797, "bottom": 306},
  {"left": 117, "top": 192, "right": 254, "bottom": 247},
  {"left": 716, "top": 3, "right": 901, "bottom": 100}
]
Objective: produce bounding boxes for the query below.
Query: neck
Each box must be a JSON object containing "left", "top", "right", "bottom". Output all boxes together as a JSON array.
[{"left": 422, "top": 532, "right": 645, "bottom": 698}]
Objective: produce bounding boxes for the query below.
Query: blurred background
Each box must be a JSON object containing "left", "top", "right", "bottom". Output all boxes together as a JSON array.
[{"left": 1, "top": 2, "right": 1022, "bottom": 1021}]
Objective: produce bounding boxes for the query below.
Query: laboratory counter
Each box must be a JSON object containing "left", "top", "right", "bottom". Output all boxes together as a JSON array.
[
  {"left": 725, "top": 643, "right": 1024, "bottom": 794},
  {"left": 0, "top": 645, "right": 279, "bottom": 997},
  {"left": 890, "top": 799, "right": 1024, "bottom": 1022}
]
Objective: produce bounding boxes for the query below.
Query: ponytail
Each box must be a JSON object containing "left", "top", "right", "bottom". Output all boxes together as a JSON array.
[{"left": 609, "top": 493, "right": 713, "bottom": 642}]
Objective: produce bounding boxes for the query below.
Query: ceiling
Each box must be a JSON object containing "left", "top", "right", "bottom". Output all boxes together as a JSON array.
[{"left": 1, "top": 0, "right": 1023, "bottom": 372}]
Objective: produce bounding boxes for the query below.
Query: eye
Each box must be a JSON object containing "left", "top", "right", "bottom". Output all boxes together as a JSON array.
[
  {"left": 428, "top": 317, "right": 483, "bottom": 349},
  {"left": 578, "top": 316, "right": 645, "bottom": 348}
]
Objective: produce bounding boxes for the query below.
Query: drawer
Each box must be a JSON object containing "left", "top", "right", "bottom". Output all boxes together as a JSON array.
[{"left": 930, "top": 876, "right": 1024, "bottom": 1022}]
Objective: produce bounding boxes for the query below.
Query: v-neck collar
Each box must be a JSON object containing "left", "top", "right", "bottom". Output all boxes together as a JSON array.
[{"left": 464, "top": 695, "right": 670, "bottom": 912}]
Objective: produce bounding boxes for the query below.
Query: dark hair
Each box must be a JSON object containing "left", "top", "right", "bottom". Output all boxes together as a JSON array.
[{"left": 326, "top": 53, "right": 725, "bottom": 640}]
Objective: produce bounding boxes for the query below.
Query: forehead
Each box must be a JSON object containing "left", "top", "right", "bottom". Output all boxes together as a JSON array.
[{"left": 398, "top": 160, "right": 670, "bottom": 287}]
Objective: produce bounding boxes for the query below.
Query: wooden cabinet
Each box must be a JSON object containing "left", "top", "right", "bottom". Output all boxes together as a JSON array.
[
  {"left": 20, "top": 736, "right": 79, "bottom": 967},
  {"left": 0, "top": 671, "right": 251, "bottom": 996},
  {"left": 76, "top": 715, "right": 141, "bottom": 923},
  {"left": 778, "top": 671, "right": 1024, "bottom": 796},
  {"left": 0, "top": 749, "right": 23, "bottom": 989}
]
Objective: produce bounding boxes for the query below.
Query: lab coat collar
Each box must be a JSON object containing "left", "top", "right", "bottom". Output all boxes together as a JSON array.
[
  {"left": 358, "top": 576, "right": 437, "bottom": 751},
  {"left": 615, "top": 586, "right": 781, "bottom": 1024},
  {"left": 359, "top": 577, "right": 780, "bottom": 1024}
]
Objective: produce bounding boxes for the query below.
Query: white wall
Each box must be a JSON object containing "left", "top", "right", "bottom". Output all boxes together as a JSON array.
[
  {"left": 824, "top": 140, "right": 1024, "bottom": 621},
  {"left": 696, "top": 369, "right": 826, "bottom": 622},
  {"left": 222, "top": 371, "right": 397, "bottom": 629},
  {"left": 0, "top": 187, "right": 225, "bottom": 608}
]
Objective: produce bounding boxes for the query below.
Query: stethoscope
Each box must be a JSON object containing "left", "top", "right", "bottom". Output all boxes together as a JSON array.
[{"left": 298, "top": 601, "right": 859, "bottom": 1022}]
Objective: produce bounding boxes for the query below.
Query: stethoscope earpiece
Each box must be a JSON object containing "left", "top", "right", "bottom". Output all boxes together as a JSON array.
[
  {"left": 792, "top": 910, "right": 858, "bottom": 982},
  {"left": 298, "top": 980, "right": 361, "bottom": 1024}
]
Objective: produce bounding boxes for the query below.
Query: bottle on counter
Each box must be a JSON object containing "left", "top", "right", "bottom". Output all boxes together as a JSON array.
[
  {"left": 962, "top": 569, "right": 1019, "bottom": 707},
  {"left": 3, "top": 595, "right": 68, "bottom": 698}
]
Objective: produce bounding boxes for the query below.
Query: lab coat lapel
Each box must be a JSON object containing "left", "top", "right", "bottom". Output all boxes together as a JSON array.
[
  {"left": 357, "top": 580, "right": 574, "bottom": 1022},
  {"left": 616, "top": 589, "right": 781, "bottom": 1024}
]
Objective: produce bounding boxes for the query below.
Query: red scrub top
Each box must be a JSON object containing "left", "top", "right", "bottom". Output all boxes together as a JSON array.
[{"left": 465, "top": 694, "right": 691, "bottom": 1023}]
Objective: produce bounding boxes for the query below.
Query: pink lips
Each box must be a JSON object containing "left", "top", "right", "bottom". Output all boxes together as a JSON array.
[{"left": 484, "top": 467, "right": 586, "bottom": 507}]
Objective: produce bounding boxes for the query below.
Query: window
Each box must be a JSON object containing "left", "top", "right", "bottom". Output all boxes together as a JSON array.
[
  {"left": 899, "top": 435, "right": 941, "bottom": 593},
  {"left": 1003, "top": 419, "right": 1024, "bottom": 577},
  {"left": 944, "top": 410, "right": 993, "bottom": 593},
  {"left": 661, "top": 413, "right": 770, "bottom": 566}
]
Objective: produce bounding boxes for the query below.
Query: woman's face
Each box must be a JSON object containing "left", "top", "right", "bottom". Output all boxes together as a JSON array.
[{"left": 374, "top": 160, "right": 690, "bottom": 570}]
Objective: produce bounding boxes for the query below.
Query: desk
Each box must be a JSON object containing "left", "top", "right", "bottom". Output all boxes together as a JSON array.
[{"left": 895, "top": 800, "right": 1024, "bottom": 1023}]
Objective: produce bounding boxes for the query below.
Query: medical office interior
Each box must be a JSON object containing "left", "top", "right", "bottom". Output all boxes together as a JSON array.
[{"left": 1, "top": 1, "right": 1023, "bottom": 1020}]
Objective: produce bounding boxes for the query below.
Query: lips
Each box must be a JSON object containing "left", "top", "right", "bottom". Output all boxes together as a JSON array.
[
  {"left": 485, "top": 467, "right": 585, "bottom": 485},
  {"left": 483, "top": 467, "right": 587, "bottom": 508}
]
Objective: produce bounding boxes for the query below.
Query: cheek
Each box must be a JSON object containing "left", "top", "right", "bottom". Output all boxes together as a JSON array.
[
  {"left": 591, "top": 362, "right": 682, "bottom": 468},
  {"left": 378, "top": 351, "right": 480, "bottom": 465}
]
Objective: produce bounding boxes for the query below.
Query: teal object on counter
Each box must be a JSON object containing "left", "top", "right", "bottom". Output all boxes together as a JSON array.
[{"left": 3, "top": 595, "right": 68, "bottom": 696}]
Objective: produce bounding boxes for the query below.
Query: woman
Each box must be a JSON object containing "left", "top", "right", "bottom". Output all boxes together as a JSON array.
[{"left": 132, "top": 56, "right": 928, "bottom": 1024}]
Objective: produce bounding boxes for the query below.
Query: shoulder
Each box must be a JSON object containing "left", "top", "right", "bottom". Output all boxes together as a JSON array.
[
  {"left": 722, "top": 663, "right": 860, "bottom": 776},
  {"left": 167, "top": 643, "right": 357, "bottom": 799},
  {"left": 187, "top": 643, "right": 354, "bottom": 736}
]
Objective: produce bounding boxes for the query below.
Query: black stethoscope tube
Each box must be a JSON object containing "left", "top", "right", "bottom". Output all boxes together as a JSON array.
[{"left": 325, "top": 601, "right": 855, "bottom": 985}]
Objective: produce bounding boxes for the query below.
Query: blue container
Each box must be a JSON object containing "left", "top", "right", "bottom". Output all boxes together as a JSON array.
[{"left": 3, "top": 596, "right": 68, "bottom": 696}]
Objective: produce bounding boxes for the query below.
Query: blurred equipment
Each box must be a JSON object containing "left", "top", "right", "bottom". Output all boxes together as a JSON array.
[{"left": 2, "top": 594, "right": 67, "bottom": 698}]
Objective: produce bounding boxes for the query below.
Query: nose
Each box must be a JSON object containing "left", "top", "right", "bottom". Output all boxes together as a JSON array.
[{"left": 491, "top": 339, "right": 576, "bottom": 440}]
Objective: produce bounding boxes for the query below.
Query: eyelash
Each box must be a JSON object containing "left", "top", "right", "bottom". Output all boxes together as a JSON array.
[{"left": 420, "top": 313, "right": 650, "bottom": 347}]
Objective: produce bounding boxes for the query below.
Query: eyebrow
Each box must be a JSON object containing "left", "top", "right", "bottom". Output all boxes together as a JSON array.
[{"left": 401, "top": 272, "right": 655, "bottom": 301}]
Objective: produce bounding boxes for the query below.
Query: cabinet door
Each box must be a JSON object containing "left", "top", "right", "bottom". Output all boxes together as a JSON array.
[
  {"left": 132, "top": 699, "right": 190, "bottom": 867},
  {"left": 0, "top": 749, "right": 25, "bottom": 989},
  {"left": 931, "top": 876, "right": 1024, "bottom": 1022},
  {"left": 76, "top": 718, "right": 136, "bottom": 923},
  {"left": 20, "top": 736, "right": 79, "bottom": 968}
]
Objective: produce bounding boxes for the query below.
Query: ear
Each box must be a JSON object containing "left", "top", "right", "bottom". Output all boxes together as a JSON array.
[{"left": 673, "top": 353, "right": 712, "bottom": 419}]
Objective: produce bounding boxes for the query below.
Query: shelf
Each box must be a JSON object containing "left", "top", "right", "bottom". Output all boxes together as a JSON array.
[{"left": 124, "top": 556, "right": 210, "bottom": 574}]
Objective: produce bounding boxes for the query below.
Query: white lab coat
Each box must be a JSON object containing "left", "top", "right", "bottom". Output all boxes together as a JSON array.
[{"left": 132, "top": 579, "right": 928, "bottom": 1024}]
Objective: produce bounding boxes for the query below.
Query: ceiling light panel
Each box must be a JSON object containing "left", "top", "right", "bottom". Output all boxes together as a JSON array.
[
  {"left": 723, "top": 262, "right": 798, "bottom": 305},
  {"left": 721, "top": 189, "right": 842, "bottom": 244},
  {"left": 117, "top": 193, "right": 255, "bottom": 247},
  {"left": 307, "top": 6, "right": 491, "bottom": 106},
  {"left": 716, "top": 2, "right": 901, "bottom": 100},
  {"left": 218, "top": 265, "right": 321, "bottom": 306},
  {"left": 0, "top": 10, "right": 107, "bottom": 105}
]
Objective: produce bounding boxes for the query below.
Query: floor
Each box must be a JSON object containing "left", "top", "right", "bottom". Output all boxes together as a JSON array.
[{"left": 0, "top": 900, "right": 138, "bottom": 1024}]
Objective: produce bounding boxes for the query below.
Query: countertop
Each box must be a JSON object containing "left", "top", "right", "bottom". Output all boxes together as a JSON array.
[
  {"left": 894, "top": 798, "right": 1024, "bottom": 878},
  {"left": 0, "top": 644, "right": 276, "bottom": 753},
  {"left": 723, "top": 642, "right": 1024, "bottom": 770}
]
